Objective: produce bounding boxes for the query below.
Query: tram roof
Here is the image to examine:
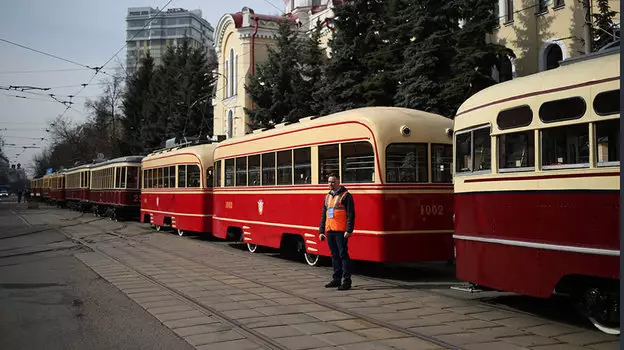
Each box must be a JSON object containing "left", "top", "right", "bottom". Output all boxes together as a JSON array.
[
  {"left": 215, "top": 106, "right": 453, "bottom": 149},
  {"left": 455, "top": 47, "right": 620, "bottom": 118},
  {"left": 89, "top": 155, "right": 144, "bottom": 170},
  {"left": 143, "top": 141, "right": 217, "bottom": 165}
]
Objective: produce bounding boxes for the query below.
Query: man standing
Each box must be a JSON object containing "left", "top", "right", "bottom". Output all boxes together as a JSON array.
[{"left": 319, "top": 173, "right": 355, "bottom": 291}]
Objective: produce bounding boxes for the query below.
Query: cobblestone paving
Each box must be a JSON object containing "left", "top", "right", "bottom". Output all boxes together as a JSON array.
[{"left": 18, "top": 207, "right": 621, "bottom": 350}]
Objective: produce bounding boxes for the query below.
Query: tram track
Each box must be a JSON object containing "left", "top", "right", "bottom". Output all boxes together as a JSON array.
[
  {"left": 27, "top": 213, "right": 602, "bottom": 348},
  {"left": 71, "top": 222, "right": 469, "bottom": 350}
]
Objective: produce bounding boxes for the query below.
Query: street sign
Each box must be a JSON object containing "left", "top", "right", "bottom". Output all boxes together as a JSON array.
[{"left": 45, "top": 168, "right": 53, "bottom": 174}]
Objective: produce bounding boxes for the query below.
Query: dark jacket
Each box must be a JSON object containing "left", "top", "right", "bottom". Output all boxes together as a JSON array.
[{"left": 319, "top": 186, "right": 355, "bottom": 235}]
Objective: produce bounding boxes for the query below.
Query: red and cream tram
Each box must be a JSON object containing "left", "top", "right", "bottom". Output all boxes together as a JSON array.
[
  {"left": 89, "top": 156, "right": 142, "bottom": 220},
  {"left": 48, "top": 171, "right": 66, "bottom": 206},
  {"left": 140, "top": 139, "right": 216, "bottom": 236},
  {"left": 452, "top": 47, "right": 620, "bottom": 334},
  {"left": 212, "top": 106, "right": 455, "bottom": 266},
  {"left": 64, "top": 164, "right": 91, "bottom": 211},
  {"left": 41, "top": 174, "right": 51, "bottom": 201},
  {"left": 30, "top": 177, "right": 43, "bottom": 199}
]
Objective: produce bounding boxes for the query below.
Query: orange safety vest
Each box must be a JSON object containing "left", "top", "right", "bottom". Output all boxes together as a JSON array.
[{"left": 325, "top": 191, "right": 348, "bottom": 232}]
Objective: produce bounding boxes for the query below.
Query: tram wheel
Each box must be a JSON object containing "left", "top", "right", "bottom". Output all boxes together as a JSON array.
[
  {"left": 177, "top": 229, "right": 184, "bottom": 237},
  {"left": 579, "top": 286, "right": 620, "bottom": 335},
  {"left": 247, "top": 243, "right": 258, "bottom": 253},
  {"left": 304, "top": 252, "right": 320, "bottom": 267}
]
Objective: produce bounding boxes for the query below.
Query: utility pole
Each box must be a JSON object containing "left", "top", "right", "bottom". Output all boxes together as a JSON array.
[{"left": 582, "top": 0, "right": 593, "bottom": 54}]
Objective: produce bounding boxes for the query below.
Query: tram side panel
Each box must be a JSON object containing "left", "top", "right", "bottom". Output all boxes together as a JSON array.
[
  {"left": 141, "top": 190, "right": 212, "bottom": 233},
  {"left": 455, "top": 176, "right": 620, "bottom": 298},
  {"left": 213, "top": 186, "right": 455, "bottom": 263}
]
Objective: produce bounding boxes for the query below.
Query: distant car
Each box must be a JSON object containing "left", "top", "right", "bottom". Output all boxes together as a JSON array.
[{"left": 0, "top": 190, "right": 8, "bottom": 197}]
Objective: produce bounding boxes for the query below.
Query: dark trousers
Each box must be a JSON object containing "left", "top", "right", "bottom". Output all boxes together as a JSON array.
[{"left": 327, "top": 231, "right": 351, "bottom": 283}]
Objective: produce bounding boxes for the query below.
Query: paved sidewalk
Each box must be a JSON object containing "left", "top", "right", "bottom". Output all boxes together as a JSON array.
[{"left": 32, "top": 209, "right": 621, "bottom": 350}]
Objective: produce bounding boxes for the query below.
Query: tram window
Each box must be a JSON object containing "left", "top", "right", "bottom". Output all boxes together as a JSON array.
[
  {"left": 127, "top": 167, "right": 138, "bottom": 189},
  {"left": 248, "top": 155, "right": 260, "bottom": 186},
  {"left": 595, "top": 119, "right": 620, "bottom": 165},
  {"left": 539, "top": 97, "right": 586, "bottom": 123},
  {"left": 541, "top": 123, "right": 589, "bottom": 167},
  {"left": 319, "top": 144, "right": 339, "bottom": 184},
  {"left": 235, "top": 157, "right": 247, "bottom": 186},
  {"left": 178, "top": 165, "right": 187, "bottom": 187},
  {"left": 187, "top": 165, "right": 201, "bottom": 187},
  {"left": 386, "top": 143, "right": 428, "bottom": 183},
  {"left": 593, "top": 89, "right": 620, "bottom": 116},
  {"left": 432, "top": 144, "right": 453, "bottom": 183},
  {"left": 498, "top": 131, "right": 535, "bottom": 169},
  {"left": 214, "top": 161, "right": 222, "bottom": 187},
  {"left": 168, "top": 166, "right": 175, "bottom": 188},
  {"left": 163, "top": 167, "right": 170, "bottom": 188},
  {"left": 206, "top": 167, "right": 214, "bottom": 188},
  {"left": 342, "top": 141, "right": 374, "bottom": 183},
  {"left": 497, "top": 105, "right": 533, "bottom": 130},
  {"left": 224, "top": 159, "right": 235, "bottom": 187},
  {"left": 277, "top": 150, "right": 293, "bottom": 185},
  {"left": 455, "top": 132, "right": 472, "bottom": 172},
  {"left": 261, "top": 153, "right": 276, "bottom": 186},
  {"left": 294, "top": 148, "right": 311, "bottom": 184},
  {"left": 115, "top": 168, "right": 121, "bottom": 188},
  {"left": 158, "top": 168, "right": 163, "bottom": 188},
  {"left": 455, "top": 126, "right": 492, "bottom": 173},
  {"left": 121, "top": 167, "right": 127, "bottom": 188}
]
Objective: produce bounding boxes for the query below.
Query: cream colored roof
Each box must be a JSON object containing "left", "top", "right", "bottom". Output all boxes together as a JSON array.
[
  {"left": 456, "top": 48, "right": 620, "bottom": 117},
  {"left": 142, "top": 142, "right": 216, "bottom": 168},
  {"left": 215, "top": 106, "right": 453, "bottom": 157}
]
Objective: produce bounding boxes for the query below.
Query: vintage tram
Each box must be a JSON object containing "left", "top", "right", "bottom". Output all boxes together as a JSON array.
[
  {"left": 89, "top": 156, "right": 143, "bottom": 220},
  {"left": 47, "top": 171, "right": 66, "bottom": 206},
  {"left": 140, "top": 139, "right": 216, "bottom": 236},
  {"left": 452, "top": 47, "right": 620, "bottom": 334},
  {"left": 64, "top": 164, "right": 92, "bottom": 211},
  {"left": 30, "top": 177, "right": 43, "bottom": 199},
  {"left": 212, "top": 106, "right": 455, "bottom": 266}
]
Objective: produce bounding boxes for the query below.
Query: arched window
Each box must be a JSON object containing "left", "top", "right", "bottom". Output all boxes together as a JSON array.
[
  {"left": 545, "top": 44, "right": 562, "bottom": 70},
  {"left": 227, "top": 110, "right": 233, "bottom": 139},
  {"left": 229, "top": 49, "right": 234, "bottom": 97}
]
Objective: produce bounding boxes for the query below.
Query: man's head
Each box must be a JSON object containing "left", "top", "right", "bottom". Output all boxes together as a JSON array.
[{"left": 327, "top": 173, "right": 340, "bottom": 191}]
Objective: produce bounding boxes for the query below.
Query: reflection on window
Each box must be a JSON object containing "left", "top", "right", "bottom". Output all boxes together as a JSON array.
[
  {"left": 121, "top": 167, "right": 127, "bottom": 188},
  {"left": 206, "top": 167, "right": 213, "bottom": 188},
  {"left": 168, "top": 166, "right": 175, "bottom": 188},
  {"left": 236, "top": 157, "right": 247, "bottom": 186},
  {"left": 455, "top": 126, "right": 491, "bottom": 173},
  {"left": 262, "top": 153, "right": 275, "bottom": 186},
  {"left": 541, "top": 124, "right": 589, "bottom": 167},
  {"left": 386, "top": 143, "right": 428, "bottom": 183},
  {"left": 224, "top": 159, "right": 234, "bottom": 187},
  {"left": 187, "top": 165, "right": 201, "bottom": 187},
  {"left": 432, "top": 144, "right": 452, "bottom": 183},
  {"left": 319, "top": 144, "right": 339, "bottom": 184},
  {"left": 342, "top": 141, "right": 374, "bottom": 183},
  {"left": 178, "top": 165, "right": 186, "bottom": 187},
  {"left": 596, "top": 119, "right": 620, "bottom": 165},
  {"left": 277, "top": 150, "right": 292, "bottom": 185},
  {"left": 127, "top": 167, "right": 138, "bottom": 188},
  {"left": 248, "top": 155, "right": 260, "bottom": 186},
  {"left": 498, "top": 131, "right": 535, "bottom": 169},
  {"left": 294, "top": 148, "right": 311, "bottom": 184},
  {"left": 593, "top": 89, "right": 620, "bottom": 116},
  {"left": 214, "top": 160, "right": 221, "bottom": 187}
]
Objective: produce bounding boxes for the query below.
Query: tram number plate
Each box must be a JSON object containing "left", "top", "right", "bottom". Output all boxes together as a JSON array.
[
  {"left": 225, "top": 201, "right": 233, "bottom": 209},
  {"left": 421, "top": 204, "right": 443, "bottom": 216}
]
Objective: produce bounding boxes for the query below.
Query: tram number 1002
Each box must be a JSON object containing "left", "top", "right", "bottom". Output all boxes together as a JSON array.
[{"left": 420, "top": 204, "right": 443, "bottom": 216}]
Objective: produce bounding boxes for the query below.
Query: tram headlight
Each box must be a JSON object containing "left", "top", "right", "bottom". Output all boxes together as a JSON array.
[
  {"left": 445, "top": 128, "right": 453, "bottom": 138},
  {"left": 400, "top": 125, "right": 411, "bottom": 137}
]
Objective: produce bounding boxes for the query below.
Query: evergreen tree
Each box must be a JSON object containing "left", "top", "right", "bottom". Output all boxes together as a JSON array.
[
  {"left": 317, "top": 0, "right": 390, "bottom": 115},
  {"left": 298, "top": 20, "right": 327, "bottom": 118},
  {"left": 245, "top": 18, "right": 309, "bottom": 128},
  {"left": 121, "top": 54, "right": 154, "bottom": 155},
  {"left": 592, "top": 0, "right": 618, "bottom": 51},
  {"left": 443, "top": 0, "right": 514, "bottom": 116},
  {"left": 394, "top": 0, "right": 459, "bottom": 116}
]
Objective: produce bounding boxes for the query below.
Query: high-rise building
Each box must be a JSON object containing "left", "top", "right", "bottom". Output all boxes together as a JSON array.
[{"left": 125, "top": 7, "right": 216, "bottom": 75}]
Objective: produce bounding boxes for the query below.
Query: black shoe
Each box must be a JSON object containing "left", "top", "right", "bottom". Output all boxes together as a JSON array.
[
  {"left": 325, "top": 280, "right": 341, "bottom": 288},
  {"left": 337, "top": 281, "right": 351, "bottom": 291}
]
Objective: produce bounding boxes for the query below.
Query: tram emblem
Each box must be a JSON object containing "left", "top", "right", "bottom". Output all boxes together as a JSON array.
[{"left": 257, "top": 200, "right": 264, "bottom": 215}]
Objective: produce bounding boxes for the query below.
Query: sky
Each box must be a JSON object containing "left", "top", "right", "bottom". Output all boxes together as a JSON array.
[{"left": 0, "top": 0, "right": 281, "bottom": 176}]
